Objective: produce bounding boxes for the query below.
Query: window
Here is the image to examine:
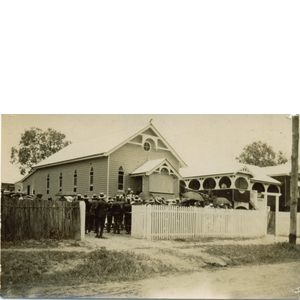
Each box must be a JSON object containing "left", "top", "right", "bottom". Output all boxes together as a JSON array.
[
  {"left": 47, "top": 174, "right": 50, "bottom": 194},
  {"left": 143, "top": 141, "right": 151, "bottom": 152},
  {"left": 59, "top": 172, "right": 63, "bottom": 192},
  {"left": 118, "top": 166, "right": 124, "bottom": 190},
  {"left": 74, "top": 170, "right": 77, "bottom": 192},
  {"left": 90, "top": 167, "right": 94, "bottom": 191}
]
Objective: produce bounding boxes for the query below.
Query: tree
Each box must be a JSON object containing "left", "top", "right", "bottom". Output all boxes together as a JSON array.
[
  {"left": 11, "top": 127, "right": 72, "bottom": 175},
  {"left": 236, "top": 141, "right": 288, "bottom": 167}
]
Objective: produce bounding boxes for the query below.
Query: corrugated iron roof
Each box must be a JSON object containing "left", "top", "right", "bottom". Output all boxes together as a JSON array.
[
  {"left": 33, "top": 123, "right": 187, "bottom": 169},
  {"left": 131, "top": 158, "right": 165, "bottom": 175},
  {"left": 131, "top": 158, "right": 182, "bottom": 179},
  {"left": 180, "top": 161, "right": 281, "bottom": 185},
  {"left": 262, "top": 163, "right": 300, "bottom": 176}
]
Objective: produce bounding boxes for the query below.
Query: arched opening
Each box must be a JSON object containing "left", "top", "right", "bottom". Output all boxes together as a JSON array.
[
  {"left": 252, "top": 182, "right": 265, "bottom": 193},
  {"left": 180, "top": 180, "right": 186, "bottom": 194},
  {"left": 189, "top": 179, "right": 200, "bottom": 190},
  {"left": 235, "top": 206, "right": 248, "bottom": 210},
  {"left": 160, "top": 168, "right": 169, "bottom": 175},
  {"left": 203, "top": 178, "right": 216, "bottom": 190},
  {"left": 235, "top": 177, "right": 248, "bottom": 189},
  {"left": 267, "top": 185, "right": 279, "bottom": 193},
  {"left": 219, "top": 176, "right": 231, "bottom": 189}
]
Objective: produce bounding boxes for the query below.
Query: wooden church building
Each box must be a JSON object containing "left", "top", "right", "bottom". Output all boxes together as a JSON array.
[{"left": 20, "top": 123, "right": 187, "bottom": 200}]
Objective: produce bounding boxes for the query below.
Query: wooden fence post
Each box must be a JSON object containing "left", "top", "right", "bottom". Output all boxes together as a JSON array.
[{"left": 79, "top": 201, "right": 85, "bottom": 241}]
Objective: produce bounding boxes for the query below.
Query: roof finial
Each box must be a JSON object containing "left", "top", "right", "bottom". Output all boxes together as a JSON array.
[{"left": 149, "top": 119, "right": 153, "bottom": 124}]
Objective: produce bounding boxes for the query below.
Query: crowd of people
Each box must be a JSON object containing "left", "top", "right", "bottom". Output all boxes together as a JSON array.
[{"left": 83, "top": 190, "right": 136, "bottom": 238}]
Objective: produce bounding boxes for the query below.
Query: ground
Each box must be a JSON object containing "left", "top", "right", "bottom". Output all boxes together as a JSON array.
[{"left": 2, "top": 232, "right": 300, "bottom": 299}]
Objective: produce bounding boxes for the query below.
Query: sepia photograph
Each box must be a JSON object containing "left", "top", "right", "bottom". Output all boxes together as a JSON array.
[{"left": 1, "top": 114, "right": 299, "bottom": 298}]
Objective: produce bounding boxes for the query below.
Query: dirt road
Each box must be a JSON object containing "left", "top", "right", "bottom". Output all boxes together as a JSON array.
[{"left": 5, "top": 233, "right": 300, "bottom": 299}]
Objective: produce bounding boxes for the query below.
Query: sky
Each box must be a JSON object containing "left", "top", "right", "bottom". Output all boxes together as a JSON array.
[{"left": 1, "top": 114, "right": 294, "bottom": 183}]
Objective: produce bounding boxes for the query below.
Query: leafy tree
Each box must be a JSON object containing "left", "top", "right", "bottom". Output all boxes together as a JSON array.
[
  {"left": 11, "top": 127, "right": 72, "bottom": 175},
  {"left": 236, "top": 141, "right": 288, "bottom": 167}
]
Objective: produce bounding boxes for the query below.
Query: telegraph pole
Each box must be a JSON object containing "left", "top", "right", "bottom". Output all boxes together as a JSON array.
[{"left": 289, "top": 114, "right": 299, "bottom": 245}]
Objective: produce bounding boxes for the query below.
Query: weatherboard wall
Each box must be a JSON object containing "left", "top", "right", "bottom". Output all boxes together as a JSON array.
[
  {"left": 108, "top": 142, "right": 181, "bottom": 197},
  {"left": 22, "top": 157, "right": 108, "bottom": 199}
]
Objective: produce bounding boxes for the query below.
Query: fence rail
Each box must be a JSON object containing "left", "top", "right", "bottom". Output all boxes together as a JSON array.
[
  {"left": 1, "top": 198, "right": 85, "bottom": 241},
  {"left": 132, "top": 205, "right": 267, "bottom": 240}
]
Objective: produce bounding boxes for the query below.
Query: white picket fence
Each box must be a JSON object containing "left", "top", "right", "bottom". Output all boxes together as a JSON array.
[
  {"left": 276, "top": 212, "right": 300, "bottom": 237},
  {"left": 132, "top": 205, "right": 267, "bottom": 240}
]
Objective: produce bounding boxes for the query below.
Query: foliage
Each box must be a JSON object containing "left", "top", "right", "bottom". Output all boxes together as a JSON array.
[
  {"left": 10, "top": 127, "right": 71, "bottom": 175},
  {"left": 1, "top": 247, "right": 177, "bottom": 292},
  {"left": 236, "top": 141, "right": 288, "bottom": 167},
  {"left": 204, "top": 242, "right": 300, "bottom": 267}
]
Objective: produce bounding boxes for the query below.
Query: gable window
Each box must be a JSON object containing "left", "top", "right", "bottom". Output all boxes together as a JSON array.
[
  {"left": 90, "top": 167, "right": 94, "bottom": 191},
  {"left": 74, "top": 170, "right": 77, "bottom": 192},
  {"left": 47, "top": 174, "right": 50, "bottom": 194},
  {"left": 143, "top": 141, "right": 151, "bottom": 152},
  {"left": 118, "top": 166, "right": 124, "bottom": 190},
  {"left": 59, "top": 172, "right": 63, "bottom": 192}
]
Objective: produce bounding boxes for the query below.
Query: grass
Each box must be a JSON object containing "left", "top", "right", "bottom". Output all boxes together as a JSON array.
[
  {"left": 1, "top": 239, "right": 83, "bottom": 249},
  {"left": 203, "top": 242, "right": 300, "bottom": 266},
  {"left": 0, "top": 247, "right": 177, "bottom": 294}
]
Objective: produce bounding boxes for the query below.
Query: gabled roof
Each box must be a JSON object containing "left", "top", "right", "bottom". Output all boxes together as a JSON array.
[
  {"left": 130, "top": 158, "right": 182, "bottom": 179},
  {"left": 180, "top": 161, "right": 281, "bottom": 185},
  {"left": 32, "top": 123, "right": 187, "bottom": 169},
  {"left": 131, "top": 158, "right": 165, "bottom": 175}
]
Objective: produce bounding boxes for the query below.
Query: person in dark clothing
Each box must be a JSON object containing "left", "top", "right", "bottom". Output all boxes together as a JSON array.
[
  {"left": 95, "top": 192, "right": 108, "bottom": 238},
  {"left": 123, "top": 197, "right": 132, "bottom": 234},
  {"left": 34, "top": 193, "right": 43, "bottom": 201},
  {"left": 106, "top": 197, "right": 114, "bottom": 233},
  {"left": 89, "top": 194, "right": 98, "bottom": 233},
  {"left": 112, "top": 198, "right": 124, "bottom": 234},
  {"left": 83, "top": 194, "right": 91, "bottom": 234}
]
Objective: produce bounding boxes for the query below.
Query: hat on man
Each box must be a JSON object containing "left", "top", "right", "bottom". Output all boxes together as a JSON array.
[
  {"left": 92, "top": 194, "right": 98, "bottom": 200},
  {"left": 83, "top": 194, "right": 89, "bottom": 199},
  {"left": 99, "top": 192, "right": 106, "bottom": 199}
]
